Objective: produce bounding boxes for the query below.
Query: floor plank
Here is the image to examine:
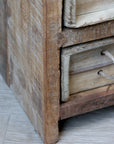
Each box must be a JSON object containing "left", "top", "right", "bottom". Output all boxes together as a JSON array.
[
  {"left": 0, "top": 113, "right": 9, "bottom": 143},
  {"left": 59, "top": 107, "right": 114, "bottom": 144}
]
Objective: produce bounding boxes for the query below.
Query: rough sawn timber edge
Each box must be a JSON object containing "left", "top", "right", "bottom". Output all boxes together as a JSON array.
[{"left": 43, "top": 0, "right": 62, "bottom": 144}]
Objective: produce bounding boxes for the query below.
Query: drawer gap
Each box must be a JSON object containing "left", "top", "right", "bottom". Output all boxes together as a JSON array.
[{"left": 70, "top": 62, "right": 113, "bottom": 75}]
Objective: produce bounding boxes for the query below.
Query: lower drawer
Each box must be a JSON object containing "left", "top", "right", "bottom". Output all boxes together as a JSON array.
[
  {"left": 61, "top": 38, "right": 114, "bottom": 102},
  {"left": 70, "top": 64, "right": 114, "bottom": 94}
]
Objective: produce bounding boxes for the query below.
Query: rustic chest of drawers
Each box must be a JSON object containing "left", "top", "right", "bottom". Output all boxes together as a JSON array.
[{"left": 5, "top": 0, "right": 114, "bottom": 144}]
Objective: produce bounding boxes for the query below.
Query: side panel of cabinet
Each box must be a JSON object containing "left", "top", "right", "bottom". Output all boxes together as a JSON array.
[
  {"left": 7, "top": 0, "right": 62, "bottom": 144},
  {"left": 7, "top": 0, "right": 45, "bottom": 141}
]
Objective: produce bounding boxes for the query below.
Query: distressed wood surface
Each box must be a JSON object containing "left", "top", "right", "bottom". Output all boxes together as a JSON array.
[
  {"left": 6, "top": 0, "right": 114, "bottom": 144},
  {"left": 61, "top": 38, "right": 114, "bottom": 102},
  {"left": 64, "top": 0, "right": 76, "bottom": 27},
  {"left": 62, "top": 38, "right": 114, "bottom": 56},
  {"left": 70, "top": 44, "right": 114, "bottom": 74},
  {"left": 0, "top": 0, "right": 7, "bottom": 81},
  {"left": 7, "top": 0, "right": 45, "bottom": 142},
  {"left": 43, "top": 1, "right": 62, "bottom": 143},
  {"left": 7, "top": 0, "right": 62, "bottom": 144},
  {"left": 61, "top": 55, "right": 70, "bottom": 102},
  {"left": 70, "top": 64, "right": 114, "bottom": 94},
  {"left": 64, "top": 0, "right": 114, "bottom": 28},
  {"left": 60, "top": 84, "right": 114, "bottom": 120},
  {"left": 61, "top": 21, "right": 114, "bottom": 48}
]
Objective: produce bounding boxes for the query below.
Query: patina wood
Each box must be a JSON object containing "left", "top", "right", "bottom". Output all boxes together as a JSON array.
[
  {"left": 64, "top": 0, "right": 114, "bottom": 28},
  {"left": 61, "top": 38, "right": 114, "bottom": 102},
  {"left": 43, "top": 0, "right": 62, "bottom": 143},
  {"left": 70, "top": 64, "right": 114, "bottom": 94},
  {"left": 60, "top": 84, "right": 114, "bottom": 120},
  {"left": 62, "top": 21, "right": 114, "bottom": 48},
  {"left": 6, "top": 0, "right": 114, "bottom": 144},
  {"left": 70, "top": 44, "right": 114, "bottom": 75},
  {"left": 7, "top": 0, "right": 45, "bottom": 142},
  {"left": 7, "top": 0, "right": 62, "bottom": 144}
]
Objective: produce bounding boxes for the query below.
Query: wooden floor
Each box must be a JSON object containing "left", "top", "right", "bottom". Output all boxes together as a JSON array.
[{"left": 0, "top": 75, "right": 114, "bottom": 144}]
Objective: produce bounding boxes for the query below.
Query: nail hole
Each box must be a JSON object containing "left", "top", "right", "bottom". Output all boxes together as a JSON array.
[
  {"left": 101, "top": 51, "right": 105, "bottom": 55},
  {"left": 98, "top": 70, "right": 103, "bottom": 75}
]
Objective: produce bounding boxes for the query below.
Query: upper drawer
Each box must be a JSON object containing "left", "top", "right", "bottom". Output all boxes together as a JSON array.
[{"left": 64, "top": 0, "right": 114, "bottom": 28}]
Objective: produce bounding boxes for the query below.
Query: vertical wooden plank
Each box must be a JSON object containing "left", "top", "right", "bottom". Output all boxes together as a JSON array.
[
  {"left": 61, "top": 55, "right": 70, "bottom": 102},
  {"left": 43, "top": 0, "right": 62, "bottom": 143},
  {"left": 7, "top": 0, "right": 45, "bottom": 141},
  {"left": 64, "top": 0, "right": 77, "bottom": 27},
  {"left": 0, "top": 0, "right": 7, "bottom": 81}
]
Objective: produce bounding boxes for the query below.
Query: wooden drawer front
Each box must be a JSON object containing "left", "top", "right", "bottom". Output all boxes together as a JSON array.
[
  {"left": 70, "top": 64, "right": 114, "bottom": 94},
  {"left": 61, "top": 38, "right": 114, "bottom": 102},
  {"left": 70, "top": 44, "right": 114, "bottom": 74},
  {"left": 64, "top": 0, "right": 114, "bottom": 28}
]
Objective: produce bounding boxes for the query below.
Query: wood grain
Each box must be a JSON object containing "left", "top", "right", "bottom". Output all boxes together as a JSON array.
[
  {"left": 6, "top": 0, "right": 114, "bottom": 143},
  {"left": 7, "top": 0, "right": 45, "bottom": 141},
  {"left": 64, "top": 0, "right": 114, "bottom": 28},
  {"left": 61, "top": 21, "right": 114, "bottom": 47},
  {"left": 61, "top": 38, "right": 114, "bottom": 102},
  {"left": 7, "top": 0, "right": 62, "bottom": 144},
  {"left": 60, "top": 84, "right": 114, "bottom": 120},
  {"left": 70, "top": 43, "right": 114, "bottom": 74},
  {"left": 64, "top": 0, "right": 76, "bottom": 26},
  {"left": 43, "top": 1, "right": 62, "bottom": 143},
  {"left": 70, "top": 64, "right": 114, "bottom": 94}
]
